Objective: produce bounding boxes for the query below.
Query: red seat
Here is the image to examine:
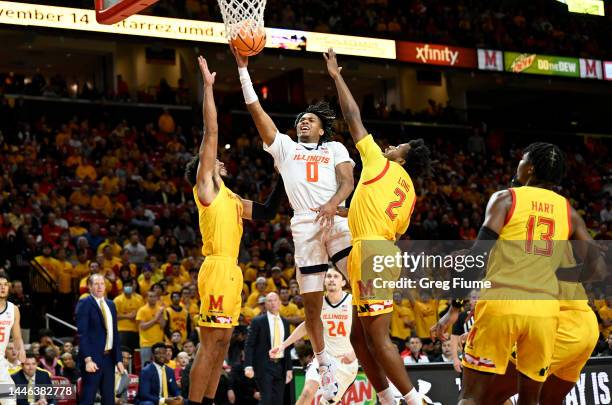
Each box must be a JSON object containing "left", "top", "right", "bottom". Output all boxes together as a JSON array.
[
  {"left": 133, "top": 349, "right": 142, "bottom": 375},
  {"left": 51, "top": 376, "right": 76, "bottom": 405},
  {"left": 127, "top": 374, "right": 139, "bottom": 403}
]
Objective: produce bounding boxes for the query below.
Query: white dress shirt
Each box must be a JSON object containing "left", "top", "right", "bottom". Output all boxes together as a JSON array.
[
  {"left": 96, "top": 297, "right": 113, "bottom": 351},
  {"left": 266, "top": 312, "right": 285, "bottom": 359}
]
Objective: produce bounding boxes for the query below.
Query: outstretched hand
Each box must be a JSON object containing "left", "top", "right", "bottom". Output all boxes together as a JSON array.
[
  {"left": 198, "top": 56, "right": 216, "bottom": 86},
  {"left": 229, "top": 43, "right": 249, "bottom": 68},
  {"left": 323, "top": 48, "right": 342, "bottom": 79}
]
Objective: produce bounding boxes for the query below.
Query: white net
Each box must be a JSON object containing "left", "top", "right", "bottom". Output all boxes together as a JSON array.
[{"left": 217, "top": 0, "right": 267, "bottom": 39}]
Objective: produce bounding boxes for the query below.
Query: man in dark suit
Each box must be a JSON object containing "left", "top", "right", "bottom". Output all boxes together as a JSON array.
[
  {"left": 244, "top": 292, "right": 293, "bottom": 405},
  {"left": 76, "top": 274, "right": 126, "bottom": 405},
  {"left": 137, "top": 342, "right": 183, "bottom": 405},
  {"left": 11, "top": 352, "right": 55, "bottom": 405}
]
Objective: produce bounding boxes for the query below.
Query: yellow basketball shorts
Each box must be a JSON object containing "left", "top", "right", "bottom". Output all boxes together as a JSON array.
[
  {"left": 198, "top": 256, "right": 243, "bottom": 328},
  {"left": 348, "top": 239, "right": 393, "bottom": 317},
  {"left": 549, "top": 309, "right": 599, "bottom": 382},
  {"left": 462, "top": 300, "right": 559, "bottom": 382}
]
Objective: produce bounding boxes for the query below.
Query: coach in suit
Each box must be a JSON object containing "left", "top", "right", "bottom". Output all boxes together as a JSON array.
[
  {"left": 136, "top": 342, "right": 183, "bottom": 405},
  {"left": 76, "top": 274, "right": 126, "bottom": 405},
  {"left": 244, "top": 292, "right": 293, "bottom": 405},
  {"left": 12, "top": 352, "right": 55, "bottom": 405}
]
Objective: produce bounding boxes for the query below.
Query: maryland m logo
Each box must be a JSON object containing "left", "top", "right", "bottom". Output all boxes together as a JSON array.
[{"left": 209, "top": 295, "right": 224, "bottom": 311}]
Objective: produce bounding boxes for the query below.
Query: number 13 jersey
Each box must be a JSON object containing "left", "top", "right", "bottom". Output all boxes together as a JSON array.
[
  {"left": 349, "top": 135, "right": 416, "bottom": 241},
  {"left": 264, "top": 132, "right": 354, "bottom": 213}
]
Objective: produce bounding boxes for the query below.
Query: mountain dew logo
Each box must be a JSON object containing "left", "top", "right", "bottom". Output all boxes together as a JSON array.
[{"left": 294, "top": 372, "right": 376, "bottom": 404}]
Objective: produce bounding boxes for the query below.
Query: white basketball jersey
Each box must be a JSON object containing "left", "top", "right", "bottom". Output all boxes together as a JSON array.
[
  {"left": 321, "top": 293, "right": 353, "bottom": 357},
  {"left": 264, "top": 132, "right": 354, "bottom": 212},
  {"left": 0, "top": 302, "right": 15, "bottom": 357}
]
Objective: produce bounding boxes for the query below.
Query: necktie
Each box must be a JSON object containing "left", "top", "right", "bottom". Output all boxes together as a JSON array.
[
  {"left": 161, "top": 366, "right": 168, "bottom": 398},
  {"left": 100, "top": 300, "right": 111, "bottom": 350},
  {"left": 273, "top": 316, "right": 281, "bottom": 358},
  {"left": 27, "top": 377, "right": 34, "bottom": 404}
]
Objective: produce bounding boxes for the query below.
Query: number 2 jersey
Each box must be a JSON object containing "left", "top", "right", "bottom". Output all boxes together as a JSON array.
[
  {"left": 264, "top": 132, "right": 354, "bottom": 213},
  {"left": 484, "top": 186, "right": 572, "bottom": 301},
  {"left": 322, "top": 293, "right": 353, "bottom": 357},
  {"left": 348, "top": 135, "right": 416, "bottom": 241},
  {"left": 0, "top": 302, "right": 14, "bottom": 358}
]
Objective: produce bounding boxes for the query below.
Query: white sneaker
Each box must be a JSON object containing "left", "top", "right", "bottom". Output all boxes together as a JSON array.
[{"left": 318, "top": 363, "right": 339, "bottom": 401}]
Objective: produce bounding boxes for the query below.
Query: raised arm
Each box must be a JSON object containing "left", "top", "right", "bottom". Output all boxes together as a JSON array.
[
  {"left": 196, "top": 56, "right": 219, "bottom": 205},
  {"left": 324, "top": 48, "right": 368, "bottom": 144},
  {"left": 230, "top": 45, "right": 279, "bottom": 146}
]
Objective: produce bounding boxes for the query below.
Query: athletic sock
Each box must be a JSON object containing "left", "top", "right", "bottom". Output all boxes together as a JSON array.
[
  {"left": 403, "top": 387, "right": 422, "bottom": 405},
  {"left": 377, "top": 387, "right": 396, "bottom": 405},
  {"left": 315, "top": 349, "right": 331, "bottom": 367}
]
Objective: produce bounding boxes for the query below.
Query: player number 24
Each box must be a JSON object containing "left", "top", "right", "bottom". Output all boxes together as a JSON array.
[{"left": 327, "top": 321, "right": 347, "bottom": 337}]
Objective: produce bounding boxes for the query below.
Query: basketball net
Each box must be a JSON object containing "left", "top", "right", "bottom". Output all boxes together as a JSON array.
[{"left": 216, "top": 0, "right": 267, "bottom": 39}]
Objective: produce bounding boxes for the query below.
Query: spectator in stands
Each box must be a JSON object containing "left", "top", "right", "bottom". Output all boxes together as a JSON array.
[
  {"left": 174, "top": 352, "right": 189, "bottom": 388},
  {"left": 60, "top": 352, "right": 80, "bottom": 384},
  {"left": 114, "top": 279, "right": 145, "bottom": 352},
  {"left": 115, "top": 347, "right": 132, "bottom": 404},
  {"left": 61, "top": 342, "right": 74, "bottom": 356},
  {"left": 401, "top": 337, "right": 430, "bottom": 364},
  {"left": 136, "top": 290, "right": 166, "bottom": 365},
  {"left": 182, "top": 340, "right": 196, "bottom": 360},
  {"left": 9, "top": 280, "right": 32, "bottom": 343},
  {"left": 38, "top": 344, "right": 61, "bottom": 376},
  {"left": 430, "top": 339, "right": 453, "bottom": 363},
  {"left": 5, "top": 342, "right": 21, "bottom": 374},
  {"left": 11, "top": 352, "right": 55, "bottom": 405},
  {"left": 136, "top": 342, "right": 183, "bottom": 405},
  {"left": 390, "top": 292, "right": 415, "bottom": 353},
  {"left": 116, "top": 75, "right": 130, "bottom": 101},
  {"left": 599, "top": 333, "right": 612, "bottom": 357},
  {"left": 246, "top": 277, "right": 268, "bottom": 308},
  {"left": 125, "top": 231, "right": 148, "bottom": 265}
]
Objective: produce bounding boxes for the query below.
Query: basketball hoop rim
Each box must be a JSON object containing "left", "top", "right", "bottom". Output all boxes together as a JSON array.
[{"left": 95, "top": 0, "right": 160, "bottom": 24}]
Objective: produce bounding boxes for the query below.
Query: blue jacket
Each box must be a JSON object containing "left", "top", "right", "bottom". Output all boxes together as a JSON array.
[
  {"left": 137, "top": 363, "right": 180, "bottom": 404},
  {"left": 11, "top": 369, "right": 55, "bottom": 405},
  {"left": 75, "top": 295, "right": 121, "bottom": 369}
]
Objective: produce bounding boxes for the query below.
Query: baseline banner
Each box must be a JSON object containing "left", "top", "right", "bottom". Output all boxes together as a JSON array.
[
  {"left": 294, "top": 358, "right": 612, "bottom": 404},
  {"left": 504, "top": 52, "right": 580, "bottom": 77},
  {"left": 0, "top": 1, "right": 395, "bottom": 59},
  {"left": 396, "top": 41, "right": 477, "bottom": 68},
  {"left": 604, "top": 61, "right": 612, "bottom": 81},
  {"left": 579, "top": 59, "right": 603, "bottom": 79},
  {"left": 477, "top": 49, "right": 504, "bottom": 71}
]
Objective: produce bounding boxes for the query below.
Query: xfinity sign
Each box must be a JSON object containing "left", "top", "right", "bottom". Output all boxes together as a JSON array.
[{"left": 396, "top": 41, "right": 477, "bottom": 68}]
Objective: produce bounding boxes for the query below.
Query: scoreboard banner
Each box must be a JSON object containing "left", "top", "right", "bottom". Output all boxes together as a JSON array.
[
  {"left": 0, "top": 1, "right": 395, "bottom": 59},
  {"left": 293, "top": 358, "right": 612, "bottom": 405},
  {"left": 504, "top": 52, "right": 580, "bottom": 77},
  {"left": 579, "top": 59, "right": 603, "bottom": 79},
  {"left": 477, "top": 49, "right": 504, "bottom": 71}
]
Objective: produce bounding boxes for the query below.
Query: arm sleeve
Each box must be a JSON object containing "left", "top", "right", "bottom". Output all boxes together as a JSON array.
[
  {"left": 263, "top": 132, "right": 294, "bottom": 164},
  {"left": 331, "top": 142, "right": 355, "bottom": 167},
  {"left": 355, "top": 135, "right": 387, "bottom": 178},
  {"left": 252, "top": 177, "right": 285, "bottom": 221},
  {"left": 452, "top": 312, "right": 467, "bottom": 336}
]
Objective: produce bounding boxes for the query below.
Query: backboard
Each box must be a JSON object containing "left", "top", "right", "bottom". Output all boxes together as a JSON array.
[{"left": 95, "top": 0, "right": 160, "bottom": 24}]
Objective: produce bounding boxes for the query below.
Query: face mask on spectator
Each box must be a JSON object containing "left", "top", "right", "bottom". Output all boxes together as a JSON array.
[{"left": 124, "top": 286, "right": 133, "bottom": 294}]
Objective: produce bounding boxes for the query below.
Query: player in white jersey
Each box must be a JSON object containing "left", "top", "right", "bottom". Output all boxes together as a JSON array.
[
  {"left": 270, "top": 268, "right": 357, "bottom": 405},
  {"left": 232, "top": 46, "right": 355, "bottom": 400},
  {"left": 0, "top": 272, "right": 26, "bottom": 405}
]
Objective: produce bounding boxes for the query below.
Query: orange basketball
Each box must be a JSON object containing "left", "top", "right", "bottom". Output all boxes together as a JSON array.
[{"left": 230, "top": 21, "right": 266, "bottom": 57}]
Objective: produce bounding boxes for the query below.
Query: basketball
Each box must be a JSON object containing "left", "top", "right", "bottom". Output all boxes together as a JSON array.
[{"left": 230, "top": 21, "right": 267, "bottom": 56}]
